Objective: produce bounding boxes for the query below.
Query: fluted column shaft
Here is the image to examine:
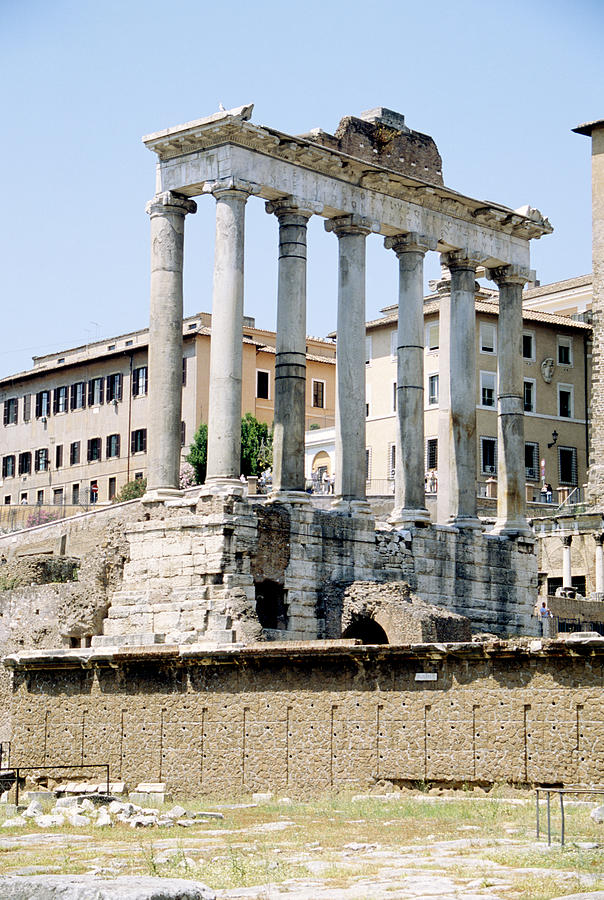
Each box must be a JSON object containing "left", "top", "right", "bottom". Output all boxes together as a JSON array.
[
  {"left": 386, "top": 233, "right": 435, "bottom": 527},
  {"left": 488, "top": 265, "right": 531, "bottom": 537},
  {"left": 595, "top": 533, "right": 604, "bottom": 594},
  {"left": 562, "top": 534, "right": 573, "bottom": 588},
  {"left": 205, "top": 183, "right": 252, "bottom": 489},
  {"left": 144, "top": 191, "right": 197, "bottom": 502},
  {"left": 266, "top": 199, "right": 313, "bottom": 499},
  {"left": 325, "top": 216, "right": 372, "bottom": 514},
  {"left": 438, "top": 252, "right": 481, "bottom": 529}
]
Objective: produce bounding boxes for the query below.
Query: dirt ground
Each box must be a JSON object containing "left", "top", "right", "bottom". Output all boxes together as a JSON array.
[{"left": 0, "top": 788, "right": 603, "bottom": 899}]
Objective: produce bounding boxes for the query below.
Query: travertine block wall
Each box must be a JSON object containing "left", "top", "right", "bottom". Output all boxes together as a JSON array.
[{"left": 7, "top": 640, "right": 604, "bottom": 793}]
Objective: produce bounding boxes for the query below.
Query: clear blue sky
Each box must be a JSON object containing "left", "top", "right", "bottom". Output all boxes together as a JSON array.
[{"left": 0, "top": 0, "right": 602, "bottom": 379}]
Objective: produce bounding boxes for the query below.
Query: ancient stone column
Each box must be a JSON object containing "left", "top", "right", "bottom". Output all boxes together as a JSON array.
[
  {"left": 488, "top": 265, "right": 532, "bottom": 537},
  {"left": 266, "top": 198, "right": 314, "bottom": 502},
  {"left": 437, "top": 251, "right": 482, "bottom": 530},
  {"left": 204, "top": 180, "right": 253, "bottom": 492},
  {"left": 385, "top": 233, "right": 436, "bottom": 527},
  {"left": 594, "top": 533, "right": 604, "bottom": 594},
  {"left": 143, "top": 191, "right": 197, "bottom": 503},
  {"left": 562, "top": 534, "right": 573, "bottom": 588},
  {"left": 325, "top": 215, "right": 372, "bottom": 515}
]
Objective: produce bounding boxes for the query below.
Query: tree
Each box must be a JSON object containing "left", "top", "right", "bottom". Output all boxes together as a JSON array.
[
  {"left": 187, "top": 417, "right": 272, "bottom": 483},
  {"left": 186, "top": 422, "right": 208, "bottom": 484},
  {"left": 113, "top": 477, "right": 147, "bottom": 503}
]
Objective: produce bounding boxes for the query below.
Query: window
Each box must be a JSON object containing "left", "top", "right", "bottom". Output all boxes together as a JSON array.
[
  {"left": 108, "top": 477, "right": 117, "bottom": 501},
  {"left": 2, "top": 456, "right": 15, "bottom": 478},
  {"left": 480, "top": 437, "right": 497, "bottom": 476},
  {"left": 388, "top": 444, "right": 396, "bottom": 479},
  {"left": 106, "top": 434, "right": 120, "bottom": 458},
  {"left": 36, "top": 490, "right": 44, "bottom": 504},
  {"left": 522, "top": 331, "right": 535, "bottom": 361},
  {"left": 312, "top": 379, "right": 325, "bottom": 409},
  {"left": 3, "top": 398, "right": 18, "bottom": 425},
  {"left": 180, "top": 421, "right": 186, "bottom": 447},
  {"left": 18, "top": 452, "right": 31, "bottom": 475},
  {"left": 131, "top": 429, "right": 147, "bottom": 454},
  {"left": 87, "top": 438, "right": 101, "bottom": 462},
  {"left": 256, "top": 370, "right": 270, "bottom": 400},
  {"left": 558, "top": 446, "right": 578, "bottom": 486},
  {"left": 366, "top": 384, "right": 371, "bottom": 418},
  {"left": 365, "top": 336, "right": 372, "bottom": 365},
  {"left": 106, "top": 373, "right": 122, "bottom": 402},
  {"left": 53, "top": 386, "right": 68, "bottom": 414},
  {"left": 480, "top": 371, "right": 496, "bottom": 408},
  {"left": 72, "top": 484, "right": 80, "bottom": 505},
  {"left": 53, "top": 488, "right": 64, "bottom": 506},
  {"left": 182, "top": 357, "right": 188, "bottom": 386},
  {"left": 428, "top": 374, "right": 439, "bottom": 406},
  {"left": 20, "top": 492, "right": 27, "bottom": 504},
  {"left": 35, "top": 448, "right": 49, "bottom": 472},
  {"left": 558, "top": 384, "right": 574, "bottom": 418},
  {"left": 71, "top": 382, "right": 86, "bottom": 410},
  {"left": 55, "top": 445, "right": 63, "bottom": 469},
  {"left": 70, "top": 441, "right": 80, "bottom": 466},
  {"left": 392, "top": 382, "right": 397, "bottom": 412},
  {"left": 523, "top": 379, "right": 536, "bottom": 412},
  {"left": 525, "top": 442, "right": 539, "bottom": 480},
  {"left": 426, "top": 438, "right": 438, "bottom": 471},
  {"left": 557, "top": 335, "right": 573, "bottom": 367},
  {"left": 132, "top": 366, "right": 148, "bottom": 397},
  {"left": 4, "top": 496, "right": 10, "bottom": 506},
  {"left": 365, "top": 448, "right": 372, "bottom": 481},
  {"left": 23, "top": 394, "right": 31, "bottom": 422},
  {"left": 426, "top": 322, "right": 439, "bottom": 351},
  {"left": 480, "top": 322, "right": 497, "bottom": 354},
  {"left": 88, "top": 378, "right": 104, "bottom": 406},
  {"left": 134, "top": 471, "right": 144, "bottom": 480},
  {"left": 35, "top": 390, "right": 51, "bottom": 418},
  {"left": 391, "top": 330, "right": 398, "bottom": 358}
]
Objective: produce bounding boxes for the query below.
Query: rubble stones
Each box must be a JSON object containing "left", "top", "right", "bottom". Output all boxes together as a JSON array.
[{"left": 0, "top": 874, "right": 216, "bottom": 899}]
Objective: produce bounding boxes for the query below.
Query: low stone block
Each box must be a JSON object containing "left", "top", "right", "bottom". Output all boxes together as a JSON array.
[{"left": 0, "top": 874, "right": 216, "bottom": 898}]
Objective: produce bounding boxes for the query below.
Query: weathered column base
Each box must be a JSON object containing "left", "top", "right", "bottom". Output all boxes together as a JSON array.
[
  {"left": 490, "top": 517, "right": 532, "bottom": 539},
  {"left": 142, "top": 487, "right": 183, "bottom": 505},
  {"left": 266, "top": 489, "right": 311, "bottom": 506},
  {"left": 200, "top": 478, "right": 245, "bottom": 498},
  {"left": 331, "top": 498, "right": 373, "bottom": 517},
  {"left": 452, "top": 515, "right": 483, "bottom": 532},
  {"left": 390, "top": 506, "right": 431, "bottom": 528}
]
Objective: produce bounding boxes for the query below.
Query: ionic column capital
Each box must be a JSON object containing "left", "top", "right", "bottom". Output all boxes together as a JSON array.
[
  {"left": 265, "top": 196, "right": 319, "bottom": 222},
  {"left": 441, "top": 249, "right": 484, "bottom": 272},
  {"left": 203, "top": 177, "right": 259, "bottom": 200},
  {"left": 384, "top": 232, "right": 437, "bottom": 256},
  {"left": 486, "top": 264, "right": 532, "bottom": 287},
  {"left": 146, "top": 191, "right": 197, "bottom": 218},
  {"left": 324, "top": 214, "right": 378, "bottom": 237}
]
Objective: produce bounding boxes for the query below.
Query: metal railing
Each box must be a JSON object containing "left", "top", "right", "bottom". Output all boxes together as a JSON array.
[
  {"left": 0, "top": 502, "right": 98, "bottom": 534},
  {"left": 536, "top": 786, "right": 604, "bottom": 847}
]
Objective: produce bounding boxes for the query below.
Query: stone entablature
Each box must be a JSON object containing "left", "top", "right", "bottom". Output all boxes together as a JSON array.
[{"left": 6, "top": 636, "right": 604, "bottom": 793}]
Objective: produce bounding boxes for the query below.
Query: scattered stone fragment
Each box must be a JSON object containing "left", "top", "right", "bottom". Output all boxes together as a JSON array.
[
  {"left": 252, "top": 792, "right": 274, "bottom": 803},
  {"left": 66, "top": 814, "right": 90, "bottom": 827},
  {"left": 165, "top": 805, "right": 186, "bottom": 819},
  {"left": 35, "top": 815, "right": 65, "bottom": 828},
  {"left": 129, "top": 814, "right": 158, "bottom": 828},
  {"left": 95, "top": 809, "right": 113, "bottom": 827},
  {"left": 591, "top": 805, "right": 604, "bottom": 824},
  {"left": 1, "top": 817, "right": 26, "bottom": 828},
  {"left": 22, "top": 801, "right": 43, "bottom": 819},
  {"left": 0, "top": 874, "right": 216, "bottom": 898},
  {"left": 55, "top": 797, "right": 79, "bottom": 810}
]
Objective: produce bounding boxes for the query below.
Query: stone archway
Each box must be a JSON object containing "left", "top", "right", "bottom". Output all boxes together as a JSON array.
[{"left": 341, "top": 615, "right": 389, "bottom": 644}]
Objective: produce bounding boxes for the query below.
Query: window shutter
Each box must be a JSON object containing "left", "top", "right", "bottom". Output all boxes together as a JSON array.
[
  {"left": 142, "top": 430, "right": 147, "bottom": 452},
  {"left": 3, "top": 402, "right": 8, "bottom": 426},
  {"left": 71, "top": 384, "right": 76, "bottom": 409},
  {"left": 87, "top": 440, "right": 92, "bottom": 462},
  {"left": 131, "top": 432, "right": 135, "bottom": 454},
  {"left": 117, "top": 374, "right": 122, "bottom": 401},
  {"left": 35, "top": 393, "right": 41, "bottom": 418},
  {"left": 88, "top": 381, "right": 93, "bottom": 406},
  {"left": 116, "top": 434, "right": 120, "bottom": 457},
  {"left": 23, "top": 394, "right": 30, "bottom": 422},
  {"left": 99, "top": 379, "right": 104, "bottom": 404},
  {"left": 52, "top": 390, "right": 58, "bottom": 414},
  {"left": 106, "top": 436, "right": 111, "bottom": 457}
]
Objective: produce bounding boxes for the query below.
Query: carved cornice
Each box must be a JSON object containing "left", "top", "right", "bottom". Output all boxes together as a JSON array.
[
  {"left": 143, "top": 106, "right": 553, "bottom": 243},
  {"left": 145, "top": 191, "right": 197, "bottom": 218},
  {"left": 384, "top": 232, "right": 438, "bottom": 256}
]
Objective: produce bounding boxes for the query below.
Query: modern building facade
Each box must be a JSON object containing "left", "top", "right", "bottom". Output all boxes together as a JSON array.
[
  {"left": 0, "top": 313, "right": 335, "bottom": 511},
  {"left": 306, "top": 276, "right": 592, "bottom": 509}
]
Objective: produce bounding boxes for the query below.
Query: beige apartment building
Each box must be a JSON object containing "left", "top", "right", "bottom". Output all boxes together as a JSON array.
[
  {"left": 0, "top": 313, "right": 335, "bottom": 513},
  {"left": 306, "top": 276, "right": 592, "bottom": 507}
]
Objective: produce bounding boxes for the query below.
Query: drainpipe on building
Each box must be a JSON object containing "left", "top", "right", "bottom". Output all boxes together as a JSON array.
[
  {"left": 584, "top": 332, "right": 590, "bottom": 470},
  {"left": 127, "top": 353, "right": 133, "bottom": 484}
]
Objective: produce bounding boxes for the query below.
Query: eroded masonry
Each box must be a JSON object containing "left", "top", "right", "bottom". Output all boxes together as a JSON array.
[{"left": 2, "top": 105, "right": 577, "bottom": 792}]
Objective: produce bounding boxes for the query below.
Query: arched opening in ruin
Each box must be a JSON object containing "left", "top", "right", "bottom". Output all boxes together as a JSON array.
[
  {"left": 342, "top": 615, "right": 389, "bottom": 644},
  {"left": 255, "top": 580, "right": 288, "bottom": 630}
]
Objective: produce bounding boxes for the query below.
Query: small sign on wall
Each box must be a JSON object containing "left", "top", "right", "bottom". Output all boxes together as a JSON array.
[{"left": 415, "top": 672, "right": 437, "bottom": 682}]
